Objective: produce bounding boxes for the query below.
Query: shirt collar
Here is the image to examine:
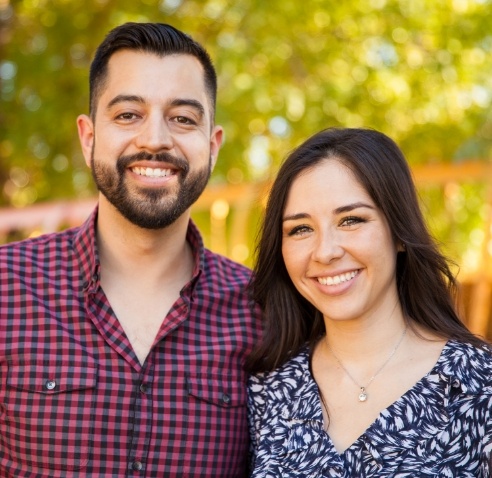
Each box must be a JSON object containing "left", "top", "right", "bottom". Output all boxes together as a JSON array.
[
  {"left": 184, "top": 217, "right": 205, "bottom": 284},
  {"left": 72, "top": 206, "right": 100, "bottom": 292},
  {"left": 434, "top": 339, "right": 492, "bottom": 395},
  {"left": 72, "top": 205, "right": 206, "bottom": 293}
]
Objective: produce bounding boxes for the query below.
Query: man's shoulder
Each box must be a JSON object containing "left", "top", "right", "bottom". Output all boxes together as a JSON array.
[
  {"left": 0, "top": 227, "right": 77, "bottom": 253},
  {"left": 202, "top": 248, "right": 253, "bottom": 280},
  {"left": 0, "top": 228, "right": 80, "bottom": 273}
]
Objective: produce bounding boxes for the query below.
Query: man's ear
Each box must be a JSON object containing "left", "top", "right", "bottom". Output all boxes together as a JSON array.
[
  {"left": 77, "top": 114, "right": 94, "bottom": 168},
  {"left": 209, "top": 125, "right": 224, "bottom": 171}
]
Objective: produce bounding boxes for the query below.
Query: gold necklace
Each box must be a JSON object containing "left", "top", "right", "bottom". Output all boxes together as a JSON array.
[{"left": 326, "top": 326, "right": 407, "bottom": 402}]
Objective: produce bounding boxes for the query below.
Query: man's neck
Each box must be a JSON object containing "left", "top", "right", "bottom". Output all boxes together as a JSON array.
[
  {"left": 95, "top": 199, "right": 192, "bottom": 279},
  {"left": 93, "top": 200, "right": 196, "bottom": 364}
]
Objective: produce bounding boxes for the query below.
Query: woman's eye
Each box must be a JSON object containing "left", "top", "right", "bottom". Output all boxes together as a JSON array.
[
  {"left": 287, "top": 225, "right": 312, "bottom": 236},
  {"left": 340, "top": 216, "right": 365, "bottom": 227}
]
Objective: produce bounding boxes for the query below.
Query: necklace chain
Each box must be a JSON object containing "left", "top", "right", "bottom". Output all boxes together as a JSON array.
[{"left": 326, "top": 326, "right": 408, "bottom": 402}]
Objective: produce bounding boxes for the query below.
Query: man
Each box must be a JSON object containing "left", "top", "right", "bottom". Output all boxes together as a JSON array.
[{"left": 0, "top": 23, "right": 260, "bottom": 477}]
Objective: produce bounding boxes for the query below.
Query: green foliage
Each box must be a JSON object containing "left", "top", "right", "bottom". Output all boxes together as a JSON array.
[{"left": 1, "top": 0, "right": 492, "bottom": 266}]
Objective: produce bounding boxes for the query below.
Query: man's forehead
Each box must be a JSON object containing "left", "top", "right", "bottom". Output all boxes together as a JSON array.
[
  {"left": 106, "top": 50, "right": 204, "bottom": 78},
  {"left": 101, "top": 50, "right": 209, "bottom": 103}
]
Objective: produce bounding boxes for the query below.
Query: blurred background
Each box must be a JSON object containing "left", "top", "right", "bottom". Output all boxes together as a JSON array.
[{"left": 1, "top": 0, "right": 492, "bottom": 336}]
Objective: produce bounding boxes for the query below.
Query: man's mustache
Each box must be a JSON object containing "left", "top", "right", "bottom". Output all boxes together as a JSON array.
[{"left": 117, "top": 151, "right": 189, "bottom": 174}]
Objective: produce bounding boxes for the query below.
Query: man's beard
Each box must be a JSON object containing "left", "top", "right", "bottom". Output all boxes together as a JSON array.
[{"left": 91, "top": 150, "right": 212, "bottom": 229}]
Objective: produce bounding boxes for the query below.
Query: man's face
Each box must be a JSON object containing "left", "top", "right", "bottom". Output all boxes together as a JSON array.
[{"left": 77, "top": 50, "right": 223, "bottom": 229}]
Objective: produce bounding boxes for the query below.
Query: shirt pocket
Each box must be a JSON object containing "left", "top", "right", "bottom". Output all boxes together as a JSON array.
[
  {"left": 186, "top": 374, "right": 246, "bottom": 408},
  {"left": 185, "top": 373, "right": 248, "bottom": 476},
  {"left": 3, "top": 359, "right": 98, "bottom": 471}
]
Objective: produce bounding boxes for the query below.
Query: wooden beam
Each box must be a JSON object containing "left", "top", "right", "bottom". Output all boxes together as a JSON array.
[{"left": 412, "top": 160, "right": 492, "bottom": 184}]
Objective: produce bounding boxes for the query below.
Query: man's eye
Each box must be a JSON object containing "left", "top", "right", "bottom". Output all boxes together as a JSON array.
[
  {"left": 174, "top": 116, "right": 195, "bottom": 125},
  {"left": 116, "top": 112, "right": 138, "bottom": 121}
]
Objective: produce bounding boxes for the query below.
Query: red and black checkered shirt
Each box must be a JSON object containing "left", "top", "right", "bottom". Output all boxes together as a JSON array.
[{"left": 0, "top": 208, "right": 261, "bottom": 477}]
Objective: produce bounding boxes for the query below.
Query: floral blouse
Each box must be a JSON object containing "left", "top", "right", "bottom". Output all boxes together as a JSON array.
[{"left": 248, "top": 340, "right": 492, "bottom": 477}]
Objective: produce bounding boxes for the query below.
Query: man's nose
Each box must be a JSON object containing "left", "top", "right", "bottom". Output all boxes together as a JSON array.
[{"left": 135, "top": 114, "right": 173, "bottom": 152}]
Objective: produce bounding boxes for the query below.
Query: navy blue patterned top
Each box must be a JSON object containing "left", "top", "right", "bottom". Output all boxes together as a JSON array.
[{"left": 248, "top": 340, "right": 492, "bottom": 477}]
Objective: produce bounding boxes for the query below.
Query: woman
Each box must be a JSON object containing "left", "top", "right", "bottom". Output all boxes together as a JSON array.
[{"left": 247, "top": 127, "right": 492, "bottom": 477}]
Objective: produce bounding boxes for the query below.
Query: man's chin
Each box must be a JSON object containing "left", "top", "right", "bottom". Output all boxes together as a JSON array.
[
  {"left": 121, "top": 212, "right": 178, "bottom": 230},
  {"left": 115, "top": 201, "right": 181, "bottom": 229}
]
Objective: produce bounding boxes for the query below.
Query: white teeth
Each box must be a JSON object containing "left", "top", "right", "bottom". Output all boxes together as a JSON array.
[
  {"left": 132, "top": 167, "right": 173, "bottom": 178},
  {"left": 318, "top": 270, "right": 358, "bottom": 286}
]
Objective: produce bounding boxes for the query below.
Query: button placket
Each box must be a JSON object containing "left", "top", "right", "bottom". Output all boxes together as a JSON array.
[
  {"left": 139, "top": 383, "right": 148, "bottom": 394},
  {"left": 128, "top": 365, "right": 154, "bottom": 473}
]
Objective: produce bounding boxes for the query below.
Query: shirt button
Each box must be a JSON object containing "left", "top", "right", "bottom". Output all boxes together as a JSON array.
[
  {"left": 132, "top": 461, "right": 143, "bottom": 471},
  {"left": 45, "top": 380, "right": 57, "bottom": 390},
  {"left": 139, "top": 383, "right": 148, "bottom": 393},
  {"left": 221, "top": 393, "right": 231, "bottom": 404}
]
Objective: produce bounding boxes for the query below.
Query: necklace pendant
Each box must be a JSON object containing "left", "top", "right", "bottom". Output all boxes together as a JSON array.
[{"left": 358, "top": 387, "right": 368, "bottom": 402}]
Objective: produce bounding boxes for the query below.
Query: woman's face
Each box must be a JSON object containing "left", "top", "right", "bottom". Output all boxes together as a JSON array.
[{"left": 281, "top": 158, "right": 401, "bottom": 325}]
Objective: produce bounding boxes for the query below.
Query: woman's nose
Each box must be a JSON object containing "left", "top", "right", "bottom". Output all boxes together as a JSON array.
[{"left": 311, "top": 229, "right": 344, "bottom": 263}]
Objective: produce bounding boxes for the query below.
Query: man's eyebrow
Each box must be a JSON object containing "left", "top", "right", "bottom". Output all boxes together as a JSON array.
[
  {"left": 107, "top": 94, "right": 145, "bottom": 109},
  {"left": 169, "top": 98, "right": 205, "bottom": 117},
  {"left": 105, "top": 95, "right": 206, "bottom": 118}
]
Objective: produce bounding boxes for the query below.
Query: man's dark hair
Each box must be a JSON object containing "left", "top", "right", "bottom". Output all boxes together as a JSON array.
[{"left": 89, "top": 22, "right": 217, "bottom": 118}]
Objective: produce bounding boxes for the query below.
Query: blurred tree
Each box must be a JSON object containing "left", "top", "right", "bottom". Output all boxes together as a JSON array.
[{"left": 1, "top": 0, "right": 492, "bottom": 267}]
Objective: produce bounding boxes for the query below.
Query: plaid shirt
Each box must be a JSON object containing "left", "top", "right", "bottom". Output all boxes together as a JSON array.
[{"left": 0, "top": 208, "right": 261, "bottom": 477}]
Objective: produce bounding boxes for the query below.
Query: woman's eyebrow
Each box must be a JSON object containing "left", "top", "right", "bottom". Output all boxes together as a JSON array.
[
  {"left": 283, "top": 202, "right": 375, "bottom": 222},
  {"left": 333, "top": 202, "right": 375, "bottom": 214},
  {"left": 282, "top": 212, "right": 311, "bottom": 222}
]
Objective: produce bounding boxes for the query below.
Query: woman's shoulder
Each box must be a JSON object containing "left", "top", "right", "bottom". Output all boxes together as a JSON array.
[
  {"left": 274, "top": 346, "right": 311, "bottom": 374},
  {"left": 248, "top": 346, "right": 311, "bottom": 385},
  {"left": 442, "top": 339, "right": 492, "bottom": 362},
  {"left": 248, "top": 345, "right": 323, "bottom": 425},
  {"left": 439, "top": 339, "right": 492, "bottom": 393}
]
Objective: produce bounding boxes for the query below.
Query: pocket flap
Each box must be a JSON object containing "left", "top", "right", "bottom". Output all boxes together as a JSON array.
[
  {"left": 187, "top": 374, "right": 246, "bottom": 407},
  {"left": 8, "top": 360, "right": 98, "bottom": 394}
]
